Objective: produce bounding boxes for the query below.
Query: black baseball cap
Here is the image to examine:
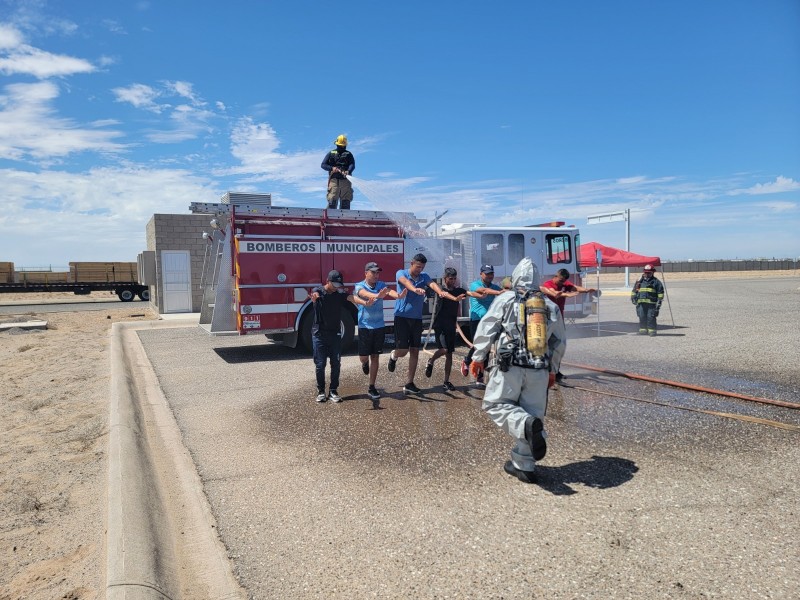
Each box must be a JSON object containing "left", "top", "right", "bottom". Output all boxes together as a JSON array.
[
  {"left": 327, "top": 270, "right": 343, "bottom": 287},
  {"left": 411, "top": 253, "right": 428, "bottom": 264},
  {"left": 365, "top": 262, "right": 382, "bottom": 272},
  {"left": 480, "top": 265, "right": 494, "bottom": 274}
]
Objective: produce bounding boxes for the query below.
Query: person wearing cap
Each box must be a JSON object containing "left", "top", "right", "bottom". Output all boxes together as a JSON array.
[
  {"left": 540, "top": 268, "right": 597, "bottom": 382},
  {"left": 423, "top": 267, "right": 467, "bottom": 392},
  {"left": 321, "top": 134, "right": 356, "bottom": 209},
  {"left": 631, "top": 264, "right": 664, "bottom": 336},
  {"left": 354, "top": 262, "right": 407, "bottom": 405},
  {"left": 461, "top": 265, "right": 504, "bottom": 385},
  {"left": 309, "top": 270, "right": 370, "bottom": 403},
  {"left": 387, "top": 253, "right": 449, "bottom": 396}
]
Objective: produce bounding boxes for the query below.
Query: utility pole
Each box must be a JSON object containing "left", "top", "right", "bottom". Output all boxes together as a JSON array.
[{"left": 587, "top": 208, "right": 632, "bottom": 288}]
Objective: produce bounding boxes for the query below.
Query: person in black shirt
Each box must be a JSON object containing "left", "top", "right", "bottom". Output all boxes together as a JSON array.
[
  {"left": 321, "top": 134, "right": 356, "bottom": 209},
  {"left": 423, "top": 267, "right": 467, "bottom": 392},
  {"left": 310, "top": 269, "right": 370, "bottom": 403}
]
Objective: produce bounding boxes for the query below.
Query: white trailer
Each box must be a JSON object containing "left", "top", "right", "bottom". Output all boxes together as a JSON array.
[{"left": 433, "top": 221, "right": 592, "bottom": 320}]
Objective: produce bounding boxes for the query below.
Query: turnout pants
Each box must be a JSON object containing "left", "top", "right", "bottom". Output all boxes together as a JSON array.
[
  {"left": 636, "top": 303, "right": 658, "bottom": 334},
  {"left": 327, "top": 177, "right": 353, "bottom": 209},
  {"left": 482, "top": 365, "right": 549, "bottom": 472}
]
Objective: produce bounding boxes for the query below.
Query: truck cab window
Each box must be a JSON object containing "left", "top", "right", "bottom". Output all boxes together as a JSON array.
[
  {"left": 546, "top": 234, "right": 572, "bottom": 264},
  {"left": 508, "top": 233, "right": 525, "bottom": 265},
  {"left": 481, "top": 233, "right": 504, "bottom": 266}
]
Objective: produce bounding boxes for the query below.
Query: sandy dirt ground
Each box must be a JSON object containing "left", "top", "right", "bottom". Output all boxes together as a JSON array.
[
  {"left": 0, "top": 295, "right": 156, "bottom": 600},
  {"left": 0, "top": 270, "right": 796, "bottom": 599}
]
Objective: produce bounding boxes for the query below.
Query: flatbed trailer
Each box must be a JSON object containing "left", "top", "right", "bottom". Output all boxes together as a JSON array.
[{"left": 0, "top": 282, "right": 150, "bottom": 301}]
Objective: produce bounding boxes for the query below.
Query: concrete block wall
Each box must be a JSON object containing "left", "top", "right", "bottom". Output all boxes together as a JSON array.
[
  {"left": 146, "top": 213, "right": 214, "bottom": 313},
  {"left": 596, "top": 259, "right": 798, "bottom": 275}
]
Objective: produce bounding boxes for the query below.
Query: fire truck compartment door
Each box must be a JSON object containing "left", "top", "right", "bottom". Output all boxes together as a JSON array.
[
  {"left": 235, "top": 237, "right": 321, "bottom": 331},
  {"left": 236, "top": 237, "right": 321, "bottom": 285}
]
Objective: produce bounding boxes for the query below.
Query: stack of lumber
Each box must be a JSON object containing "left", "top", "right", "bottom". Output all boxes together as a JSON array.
[
  {"left": 69, "top": 262, "right": 138, "bottom": 282},
  {"left": 15, "top": 271, "right": 69, "bottom": 283},
  {"left": 0, "top": 262, "right": 13, "bottom": 284}
]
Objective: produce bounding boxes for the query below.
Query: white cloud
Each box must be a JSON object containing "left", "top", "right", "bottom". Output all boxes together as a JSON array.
[
  {"left": 0, "top": 24, "right": 94, "bottom": 78},
  {"left": 0, "top": 24, "right": 24, "bottom": 49},
  {"left": 0, "top": 45, "right": 95, "bottom": 78},
  {"left": 224, "top": 118, "right": 323, "bottom": 184},
  {"left": 0, "top": 165, "right": 221, "bottom": 264},
  {"left": 755, "top": 200, "right": 797, "bottom": 212},
  {"left": 113, "top": 81, "right": 221, "bottom": 143},
  {"left": 112, "top": 83, "right": 167, "bottom": 113},
  {"left": 164, "top": 80, "right": 202, "bottom": 105},
  {"left": 0, "top": 81, "right": 125, "bottom": 160},
  {"left": 734, "top": 176, "right": 800, "bottom": 195}
]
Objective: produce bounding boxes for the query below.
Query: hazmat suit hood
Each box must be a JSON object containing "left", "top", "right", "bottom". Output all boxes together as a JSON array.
[{"left": 511, "top": 257, "right": 540, "bottom": 294}]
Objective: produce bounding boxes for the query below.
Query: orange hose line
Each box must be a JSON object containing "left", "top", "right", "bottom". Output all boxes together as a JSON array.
[
  {"left": 562, "top": 361, "right": 798, "bottom": 410},
  {"left": 562, "top": 385, "right": 800, "bottom": 432}
]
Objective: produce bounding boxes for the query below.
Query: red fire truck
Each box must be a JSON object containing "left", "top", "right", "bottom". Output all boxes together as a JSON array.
[{"left": 192, "top": 197, "right": 590, "bottom": 351}]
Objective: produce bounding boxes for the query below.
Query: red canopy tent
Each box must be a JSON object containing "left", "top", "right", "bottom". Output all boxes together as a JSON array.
[
  {"left": 577, "top": 242, "right": 673, "bottom": 327},
  {"left": 579, "top": 242, "right": 661, "bottom": 269}
]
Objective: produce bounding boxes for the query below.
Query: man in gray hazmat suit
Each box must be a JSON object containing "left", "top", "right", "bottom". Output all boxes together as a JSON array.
[{"left": 469, "top": 257, "right": 566, "bottom": 483}]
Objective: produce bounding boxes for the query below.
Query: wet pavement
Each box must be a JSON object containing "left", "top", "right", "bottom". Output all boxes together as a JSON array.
[{"left": 136, "top": 276, "right": 800, "bottom": 599}]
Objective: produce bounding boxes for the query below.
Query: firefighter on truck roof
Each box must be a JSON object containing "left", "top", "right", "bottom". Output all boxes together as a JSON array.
[{"left": 321, "top": 134, "right": 355, "bottom": 210}]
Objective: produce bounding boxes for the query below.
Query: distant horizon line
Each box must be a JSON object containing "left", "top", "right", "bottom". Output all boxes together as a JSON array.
[{"left": 6, "top": 257, "right": 798, "bottom": 273}]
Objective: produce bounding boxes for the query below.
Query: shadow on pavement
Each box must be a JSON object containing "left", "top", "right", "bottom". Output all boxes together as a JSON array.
[
  {"left": 567, "top": 321, "right": 687, "bottom": 339},
  {"left": 537, "top": 455, "right": 639, "bottom": 496}
]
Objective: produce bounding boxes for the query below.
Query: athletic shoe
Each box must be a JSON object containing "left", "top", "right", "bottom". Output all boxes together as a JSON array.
[
  {"left": 315, "top": 393, "right": 327, "bottom": 403},
  {"left": 424, "top": 361, "right": 434, "bottom": 378},
  {"left": 368, "top": 386, "right": 380, "bottom": 400},
  {"left": 362, "top": 361, "right": 370, "bottom": 375},
  {"left": 329, "top": 391, "right": 342, "bottom": 403},
  {"left": 524, "top": 417, "right": 547, "bottom": 461},
  {"left": 503, "top": 460, "right": 537, "bottom": 484},
  {"left": 555, "top": 372, "right": 565, "bottom": 383},
  {"left": 460, "top": 359, "right": 469, "bottom": 377},
  {"left": 475, "top": 373, "right": 485, "bottom": 388},
  {"left": 442, "top": 381, "right": 456, "bottom": 392},
  {"left": 403, "top": 382, "right": 421, "bottom": 395},
  {"left": 387, "top": 353, "right": 397, "bottom": 372}
]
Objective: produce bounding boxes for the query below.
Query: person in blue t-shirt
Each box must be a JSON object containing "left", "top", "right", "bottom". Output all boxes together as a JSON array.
[
  {"left": 461, "top": 264, "right": 505, "bottom": 386},
  {"left": 354, "top": 261, "right": 407, "bottom": 405},
  {"left": 387, "top": 253, "right": 447, "bottom": 396}
]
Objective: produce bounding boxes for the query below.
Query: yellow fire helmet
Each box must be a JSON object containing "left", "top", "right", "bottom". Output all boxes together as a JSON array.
[{"left": 334, "top": 134, "right": 348, "bottom": 146}]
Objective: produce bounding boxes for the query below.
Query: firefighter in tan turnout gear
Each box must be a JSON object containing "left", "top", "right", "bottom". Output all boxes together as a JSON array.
[
  {"left": 469, "top": 257, "right": 566, "bottom": 484},
  {"left": 321, "top": 134, "right": 356, "bottom": 209}
]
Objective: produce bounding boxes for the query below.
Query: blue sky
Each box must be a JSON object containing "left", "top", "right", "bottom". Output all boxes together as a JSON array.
[{"left": 1, "top": 0, "right": 798, "bottom": 267}]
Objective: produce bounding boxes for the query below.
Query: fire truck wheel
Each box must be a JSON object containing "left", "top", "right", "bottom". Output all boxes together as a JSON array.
[
  {"left": 117, "top": 289, "right": 136, "bottom": 302},
  {"left": 298, "top": 309, "right": 356, "bottom": 353},
  {"left": 299, "top": 313, "right": 314, "bottom": 353},
  {"left": 138, "top": 289, "right": 150, "bottom": 301},
  {"left": 340, "top": 309, "right": 356, "bottom": 351}
]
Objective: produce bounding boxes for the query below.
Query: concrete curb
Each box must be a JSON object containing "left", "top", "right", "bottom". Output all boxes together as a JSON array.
[{"left": 107, "top": 321, "right": 245, "bottom": 599}]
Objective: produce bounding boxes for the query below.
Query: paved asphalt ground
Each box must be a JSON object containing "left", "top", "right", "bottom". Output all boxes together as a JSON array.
[{"left": 135, "top": 277, "right": 799, "bottom": 599}]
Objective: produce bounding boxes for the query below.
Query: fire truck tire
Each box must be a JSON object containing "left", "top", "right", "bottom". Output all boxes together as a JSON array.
[
  {"left": 299, "top": 312, "right": 314, "bottom": 353},
  {"left": 298, "top": 309, "right": 356, "bottom": 353},
  {"left": 340, "top": 309, "right": 356, "bottom": 351},
  {"left": 138, "top": 288, "right": 150, "bottom": 301},
  {"left": 117, "top": 288, "right": 136, "bottom": 302}
]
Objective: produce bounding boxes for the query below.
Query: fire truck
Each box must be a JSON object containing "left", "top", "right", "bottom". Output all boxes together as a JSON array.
[{"left": 192, "top": 197, "right": 589, "bottom": 351}]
